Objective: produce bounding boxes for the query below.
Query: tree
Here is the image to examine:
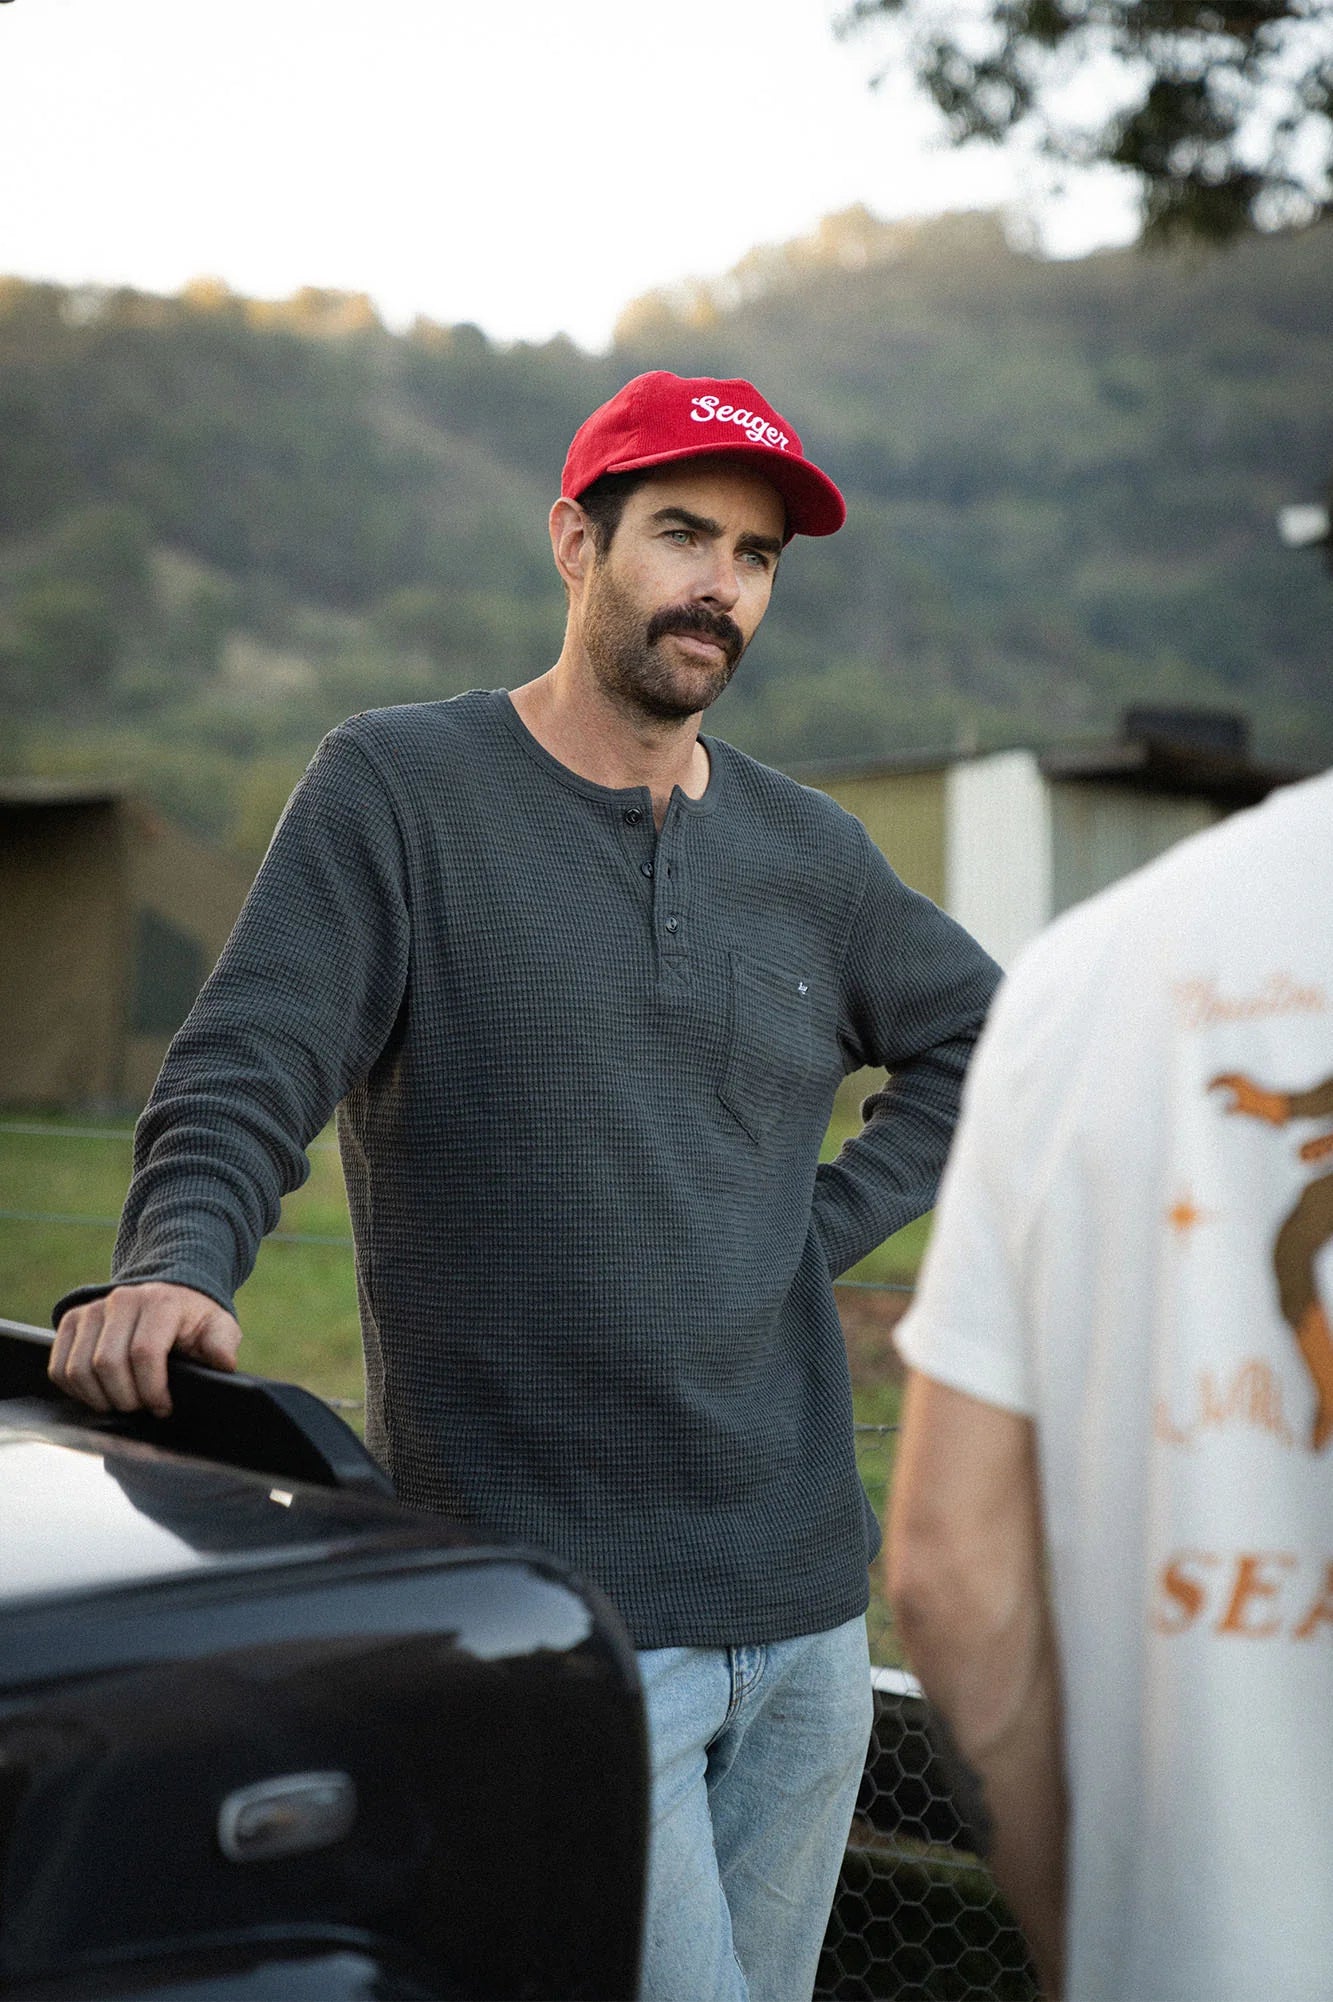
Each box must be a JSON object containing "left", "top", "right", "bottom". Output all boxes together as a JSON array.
[
  {"left": 52, "top": 504, "right": 152, "bottom": 621},
  {"left": 841, "top": 1, "right": 1333, "bottom": 243},
  {"left": 12, "top": 579, "right": 119, "bottom": 706}
]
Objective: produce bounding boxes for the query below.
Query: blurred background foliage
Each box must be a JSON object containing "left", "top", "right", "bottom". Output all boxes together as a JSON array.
[
  {"left": 841, "top": 0, "right": 1333, "bottom": 245},
  {"left": 1, "top": 205, "right": 1330, "bottom": 862}
]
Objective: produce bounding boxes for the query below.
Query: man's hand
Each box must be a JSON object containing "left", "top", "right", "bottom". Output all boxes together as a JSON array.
[
  {"left": 50, "top": 1282, "right": 242, "bottom": 1420},
  {"left": 1209, "top": 1073, "right": 1290, "bottom": 1125}
]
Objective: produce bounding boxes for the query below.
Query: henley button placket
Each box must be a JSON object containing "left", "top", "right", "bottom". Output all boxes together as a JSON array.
[
  {"left": 615, "top": 796, "right": 655, "bottom": 881},
  {"left": 654, "top": 811, "right": 689, "bottom": 968}
]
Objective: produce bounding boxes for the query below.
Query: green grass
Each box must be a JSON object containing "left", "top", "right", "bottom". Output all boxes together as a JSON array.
[{"left": 0, "top": 1116, "right": 363, "bottom": 1407}]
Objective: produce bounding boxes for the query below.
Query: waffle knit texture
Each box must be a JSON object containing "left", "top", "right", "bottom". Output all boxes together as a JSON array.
[{"left": 54, "top": 690, "right": 1000, "bottom": 1646}]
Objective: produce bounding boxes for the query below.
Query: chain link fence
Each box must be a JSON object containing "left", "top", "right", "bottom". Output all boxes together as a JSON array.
[{"left": 3, "top": 1121, "right": 1036, "bottom": 1999}]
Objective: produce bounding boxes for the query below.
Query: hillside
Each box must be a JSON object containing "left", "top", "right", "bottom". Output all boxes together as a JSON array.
[{"left": 2, "top": 210, "right": 1330, "bottom": 856}]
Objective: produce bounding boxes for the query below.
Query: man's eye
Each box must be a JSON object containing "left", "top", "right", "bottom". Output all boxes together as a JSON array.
[{"left": 666, "top": 528, "right": 692, "bottom": 544}]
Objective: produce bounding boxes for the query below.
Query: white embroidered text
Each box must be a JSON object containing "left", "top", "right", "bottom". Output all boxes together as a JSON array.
[{"left": 689, "top": 396, "right": 790, "bottom": 450}]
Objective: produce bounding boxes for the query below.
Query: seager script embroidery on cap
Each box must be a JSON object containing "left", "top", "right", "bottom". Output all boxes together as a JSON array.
[{"left": 689, "top": 396, "right": 790, "bottom": 451}]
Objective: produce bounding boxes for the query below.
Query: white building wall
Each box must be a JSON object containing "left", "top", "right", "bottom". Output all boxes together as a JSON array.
[
  {"left": 1048, "top": 782, "right": 1223, "bottom": 916},
  {"left": 945, "top": 751, "right": 1053, "bottom": 968}
]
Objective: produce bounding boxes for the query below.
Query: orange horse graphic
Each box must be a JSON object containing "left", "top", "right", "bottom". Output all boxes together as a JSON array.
[{"left": 1210, "top": 1072, "right": 1333, "bottom": 1453}]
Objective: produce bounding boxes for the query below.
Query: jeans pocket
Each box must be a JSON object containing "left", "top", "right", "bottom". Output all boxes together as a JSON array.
[{"left": 717, "top": 953, "right": 813, "bottom": 1145}]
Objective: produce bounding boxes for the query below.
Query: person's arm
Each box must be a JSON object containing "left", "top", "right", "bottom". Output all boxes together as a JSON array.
[
  {"left": 888, "top": 1370, "right": 1067, "bottom": 1999},
  {"left": 811, "top": 836, "right": 1001, "bottom": 1276},
  {"left": 50, "top": 723, "right": 410, "bottom": 1415}
]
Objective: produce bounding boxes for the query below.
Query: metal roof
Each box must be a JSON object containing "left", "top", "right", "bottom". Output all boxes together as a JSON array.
[
  {"left": 0, "top": 777, "right": 125, "bottom": 808},
  {"left": 794, "top": 707, "right": 1312, "bottom": 808},
  {"left": 1035, "top": 735, "right": 1306, "bottom": 807}
]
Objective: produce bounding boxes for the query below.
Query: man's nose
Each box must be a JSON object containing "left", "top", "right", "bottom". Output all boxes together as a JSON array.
[{"left": 690, "top": 546, "right": 742, "bottom": 612}]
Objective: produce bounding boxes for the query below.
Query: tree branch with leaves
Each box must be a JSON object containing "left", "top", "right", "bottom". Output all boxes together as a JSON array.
[{"left": 841, "top": 0, "right": 1333, "bottom": 242}]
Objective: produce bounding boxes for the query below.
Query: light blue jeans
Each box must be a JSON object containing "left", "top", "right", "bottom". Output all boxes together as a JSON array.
[{"left": 636, "top": 1613, "right": 872, "bottom": 2002}]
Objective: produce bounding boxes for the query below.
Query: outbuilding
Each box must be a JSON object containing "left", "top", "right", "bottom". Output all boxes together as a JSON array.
[
  {"left": 804, "top": 707, "right": 1305, "bottom": 969},
  {"left": 0, "top": 781, "right": 254, "bottom": 1109}
]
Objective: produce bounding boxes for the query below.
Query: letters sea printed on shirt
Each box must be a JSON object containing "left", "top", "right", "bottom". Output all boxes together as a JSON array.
[{"left": 1151, "top": 1016, "right": 1332, "bottom": 1645}]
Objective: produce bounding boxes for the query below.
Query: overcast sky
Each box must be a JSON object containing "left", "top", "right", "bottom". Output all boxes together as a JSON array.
[{"left": 0, "top": 0, "right": 1140, "bottom": 350}]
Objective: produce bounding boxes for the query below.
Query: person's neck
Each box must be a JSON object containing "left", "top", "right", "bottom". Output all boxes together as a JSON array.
[{"left": 509, "top": 659, "right": 710, "bottom": 829}]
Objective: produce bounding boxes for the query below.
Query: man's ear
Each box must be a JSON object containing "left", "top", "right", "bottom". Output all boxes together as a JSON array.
[{"left": 550, "top": 497, "right": 595, "bottom": 593}]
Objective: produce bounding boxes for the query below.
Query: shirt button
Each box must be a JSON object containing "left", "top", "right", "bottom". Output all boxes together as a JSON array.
[
  {"left": 640, "top": 861, "right": 654, "bottom": 878},
  {"left": 623, "top": 807, "right": 643, "bottom": 825},
  {"left": 666, "top": 917, "right": 679, "bottom": 933}
]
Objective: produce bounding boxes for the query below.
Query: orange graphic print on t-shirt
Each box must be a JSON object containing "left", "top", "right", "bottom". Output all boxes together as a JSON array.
[{"left": 1210, "top": 1069, "right": 1333, "bottom": 1453}]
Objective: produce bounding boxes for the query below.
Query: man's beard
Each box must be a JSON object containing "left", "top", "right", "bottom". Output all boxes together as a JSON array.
[{"left": 582, "top": 562, "right": 746, "bottom": 723}]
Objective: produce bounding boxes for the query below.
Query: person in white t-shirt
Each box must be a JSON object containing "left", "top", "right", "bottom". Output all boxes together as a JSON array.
[{"left": 887, "top": 770, "right": 1333, "bottom": 2002}]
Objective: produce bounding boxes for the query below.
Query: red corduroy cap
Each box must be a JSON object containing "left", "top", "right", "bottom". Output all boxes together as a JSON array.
[{"left": 562, "top": 370, "right": 846, "bottom": 542}]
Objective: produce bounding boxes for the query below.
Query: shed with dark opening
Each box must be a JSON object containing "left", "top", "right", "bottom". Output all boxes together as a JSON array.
[{"left": 0, "top": 781, "right": 254, "bottom": 1109}]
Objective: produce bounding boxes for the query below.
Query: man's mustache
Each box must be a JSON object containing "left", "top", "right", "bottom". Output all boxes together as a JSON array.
[{"left": 645, "top": 602, "right": 744, "bottom": 666}]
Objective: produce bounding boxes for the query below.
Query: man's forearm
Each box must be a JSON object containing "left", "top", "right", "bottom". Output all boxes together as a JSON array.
[
  {"left": 902, "top": 1591, "right": 1067, "bottom": 1997},
  {"left": 888, "top": 1374, "right": 1068, "bottom": 1997}
]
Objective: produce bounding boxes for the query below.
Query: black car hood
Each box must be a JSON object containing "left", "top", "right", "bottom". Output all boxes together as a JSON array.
[{"left": 0, "top": 1410, "right": 478, "bottom": 1610}]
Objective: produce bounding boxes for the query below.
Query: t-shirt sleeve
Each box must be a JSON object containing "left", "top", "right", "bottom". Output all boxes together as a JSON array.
[{"left": 893, "top": 977, "right": 1037, "bottom": 1416}]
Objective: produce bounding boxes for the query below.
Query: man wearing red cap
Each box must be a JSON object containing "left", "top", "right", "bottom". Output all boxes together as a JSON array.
[{"left": 52, "top": 372, "right": 999, "bottom": 2001}]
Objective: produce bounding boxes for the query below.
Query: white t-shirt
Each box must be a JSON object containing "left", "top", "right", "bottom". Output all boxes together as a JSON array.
[{"left": 896, "top": 769, "right": 1333, "bottom": 2002}]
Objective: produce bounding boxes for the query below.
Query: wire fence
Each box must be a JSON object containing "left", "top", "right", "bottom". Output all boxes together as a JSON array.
[
  {"left": 0, "top": 1118, "right": 351, "bottom": 1246},
  {"left": 0, "top": 1118, "right": 1034, "bottom": 1999}
]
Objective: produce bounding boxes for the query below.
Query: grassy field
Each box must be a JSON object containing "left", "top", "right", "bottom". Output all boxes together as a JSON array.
[
  {"left": 0, "top": 1116, "right": 365, "bottom": 1405},
  {"left": 1, "top": 1090, "right": 922, "bottom": 1664}
]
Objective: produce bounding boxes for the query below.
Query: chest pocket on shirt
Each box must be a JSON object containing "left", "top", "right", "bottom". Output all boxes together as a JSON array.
[{"left": 717, "top": 954, "right": 813, "bottom": 1146}]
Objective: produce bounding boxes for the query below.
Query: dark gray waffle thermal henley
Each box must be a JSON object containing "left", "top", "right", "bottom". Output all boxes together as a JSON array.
[{"left": 55, "top": 690, "right": 1000, "bottom": 1646}]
